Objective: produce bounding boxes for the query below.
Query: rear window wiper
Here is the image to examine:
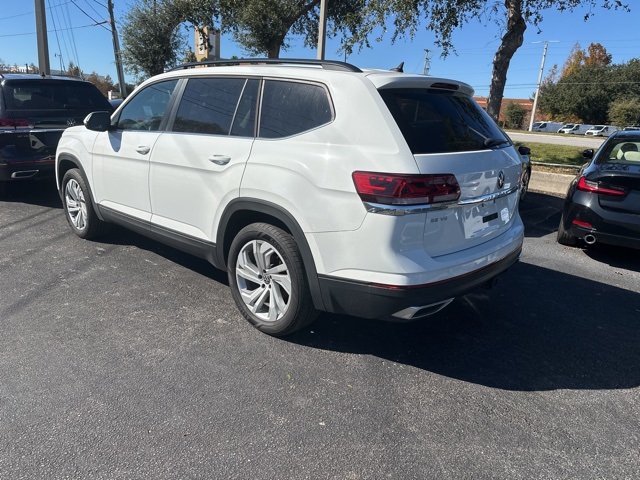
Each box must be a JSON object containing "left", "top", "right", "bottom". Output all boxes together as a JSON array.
[{"left": 483, "top": 138, "right": 510, "bottom": 148}]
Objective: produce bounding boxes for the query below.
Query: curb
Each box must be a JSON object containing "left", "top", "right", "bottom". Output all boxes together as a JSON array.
[{"left": 529, "top": 170, "right": 575, "bottom": 197}]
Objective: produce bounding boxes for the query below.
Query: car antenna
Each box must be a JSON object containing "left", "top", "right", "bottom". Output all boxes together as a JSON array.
[{"left": 390, "top": 62, "right": 404, "bottom": 73}]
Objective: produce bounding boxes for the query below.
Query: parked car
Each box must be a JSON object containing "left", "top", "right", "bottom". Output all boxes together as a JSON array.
[
  {"left": 623, "top": 125, "right": 640, "bottom": 131},
  {"left": 557, "top": 131, "right": 640, "bottom": 250},
  {"left": 531, "top": 121, "right": 563, "bottom": 133},
  {"left": 0, "top": 73, "right": 113, "bottom": 195},
  {"left": 585, "top": 125, "right": 619, "bottom": 137},
  {"left": 56, "top": 58, "right": 525, "bottom": 336},
  {"left": 557, "top": 123, "right": 576, "bottom": 133},
  {"left": 565, "top": 123, "right": 593, "bottom": 135}
]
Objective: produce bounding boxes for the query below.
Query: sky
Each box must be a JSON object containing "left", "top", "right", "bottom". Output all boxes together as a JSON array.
[{"left": 0, "top": 1, "right": 638, "bottom": 98}]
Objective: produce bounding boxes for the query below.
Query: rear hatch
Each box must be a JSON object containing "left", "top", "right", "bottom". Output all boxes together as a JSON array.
[
  {"left": 377, "top": 82, "right": 522, "bottom": 257},
  {"left": 0, "top": 79, "right": 112, "bottom": 159}
]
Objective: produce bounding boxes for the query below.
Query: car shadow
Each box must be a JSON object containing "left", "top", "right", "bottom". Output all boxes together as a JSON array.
[
  {"left": 519, "top": 191, "right": 564, "bottom": 238},
  {"left": 287, "top": 261, "right": 640, "bottom": 392},
  {"left": 584, "top": 242, "right": 640, "bottom": 272},
  {"left": 0, "top": 180, "right": 61, "bottom": 208},
  {"left": 92, "top": 225, "right": 229, "bottom": 286}
]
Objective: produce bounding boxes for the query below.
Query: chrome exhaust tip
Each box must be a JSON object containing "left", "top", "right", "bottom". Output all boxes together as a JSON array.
[
  {"left": 392, "top": 298, "right": 454, "bottom": 320},
  {"left": 584, "top": 234, "right": 596, "bottom": 245}
]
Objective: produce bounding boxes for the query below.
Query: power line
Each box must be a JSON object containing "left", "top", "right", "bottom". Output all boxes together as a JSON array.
[
  {"left": 70, "top": 0, "right": 110, "bottom": 32},
  {"left": 0, "top": 23, "right": 100, "bottom": 38}
]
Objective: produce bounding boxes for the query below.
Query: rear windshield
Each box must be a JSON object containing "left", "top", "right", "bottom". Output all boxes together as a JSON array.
[
  {"left": 3, "top": 81, "right": 111, "bottom": 111},
  {"left": 379, "top": 88, "right": 509, "bottom": 154},
  {"left": 597, "top": 138, "right": 640, "bottom": 164}
]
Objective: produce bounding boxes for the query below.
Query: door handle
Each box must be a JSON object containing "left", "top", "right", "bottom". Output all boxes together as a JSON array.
[
  {"left": 136, "top": 146, "right": 151, "bottom": 155},
  {"left": 209, "top": 155, "right": 231, "bottom": 165}
]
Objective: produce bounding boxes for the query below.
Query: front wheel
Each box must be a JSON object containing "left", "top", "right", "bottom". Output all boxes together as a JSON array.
[
  {"left": 520, "top": 169, "right": 530, "bottom": 201},
  {"left": 62, "top": 169, "right": 109, "bottom": 239},
  {"left": 227, "top": 223, "right": 318, "bottom": 336}
]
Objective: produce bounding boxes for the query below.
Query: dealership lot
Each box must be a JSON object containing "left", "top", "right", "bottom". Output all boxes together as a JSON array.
[{"left": 1, "top": 183, "right": 639, "bottom": 479}]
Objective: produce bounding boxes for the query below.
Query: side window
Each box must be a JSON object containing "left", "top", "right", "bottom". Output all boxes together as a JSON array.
[
  {"left": 230, "top": 79, "right": 259, "bottom": 137},
  {"left": 259, "top": 80, "right": 332, "bottom": 139},
  {"left": 173, "top": 77, "right": 247, "bottom": 136},
  {"left": 116, "top": 80, "right": 178, "bottom": 131}
]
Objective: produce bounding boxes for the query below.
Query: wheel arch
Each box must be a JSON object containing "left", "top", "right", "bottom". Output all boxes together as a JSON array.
[
  {"left": 216, "top": 199, "right": 326, "bottom": 311},
  {"left": 57, "top": 154, "right": 105, "bottom": 221}
]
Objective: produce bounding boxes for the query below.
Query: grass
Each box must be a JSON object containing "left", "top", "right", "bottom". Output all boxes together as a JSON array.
[{"left": 513, "top": 141, "right": 588, "bottom": 167}]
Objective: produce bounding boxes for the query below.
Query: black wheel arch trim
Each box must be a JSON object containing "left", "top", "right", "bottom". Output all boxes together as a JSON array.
[
  {"left": 217, "top": 198, "right": 326, "bottom": 311},
  {"left": 56, "top": 153, "right": 105, "bottom": 222}
]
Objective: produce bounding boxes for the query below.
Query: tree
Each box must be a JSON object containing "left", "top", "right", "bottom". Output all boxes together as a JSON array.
[
  {"left": 67, "top": 61, "right": 81, "bottom": 77},
  {"left": 86, "top": 72, "right": 116, "bottom": 97},
  {"left": 538, "top": 59, "right": 640, "bottom": 124},
  {"left": 120, "top": 0, "right": 186, "bottom": 80},
  {"left": 503, "top": 101, "right": 527, "bottom": 129},
  {"left": 561, "top": 42, "right": 611, "bottom": 77},
  {"left": 218, "top": 0, "right": 364, "bottom": 58},
  {"left": 608, "top": 98, "right": 640, "bottom": 127},
  {"left": 343, "top": 0, "right": 630, "bottom": 121}
]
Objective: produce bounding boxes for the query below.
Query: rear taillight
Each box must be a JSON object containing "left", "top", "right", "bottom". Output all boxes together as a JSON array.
[
  {"left": 0, "top": 117, "right": 34, "bottom": 129},
  {"left": 352, "top": 172, "right": 460, "bottom": 205},
  {"left": 576, "top": 176, "right": 628, "bottom": 197}
]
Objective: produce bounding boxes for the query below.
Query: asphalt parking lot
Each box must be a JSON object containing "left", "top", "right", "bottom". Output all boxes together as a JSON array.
[{"left": 1, "top": 181, "right": 639, "bottom": 479}]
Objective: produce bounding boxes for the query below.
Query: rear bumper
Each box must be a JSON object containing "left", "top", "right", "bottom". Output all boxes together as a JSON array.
[
  {"left": 0, "top": 157, "right": 55, "bottom": 181},
  {"left": 317, "top": 246, "right": 521, "bottom": 320},
  {"left": 564, "top": 191, "right": 640, "bottom": 249}
]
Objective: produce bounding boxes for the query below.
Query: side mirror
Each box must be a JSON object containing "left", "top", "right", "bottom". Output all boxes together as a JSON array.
[
  {"left": 582, "top": 149, "right": 594, "bottom": 159},
  {"left": 84, "top": 111, "right": 113, "bottom": 132},
  {"left": 518, "top": 145, "right": 531, "bottom": 156}
]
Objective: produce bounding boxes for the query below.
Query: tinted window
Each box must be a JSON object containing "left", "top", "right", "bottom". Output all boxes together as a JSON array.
[
  {"left": 3, "top": 81, "right": 111, "bottom": 111},
  {"left": 173, "top": 77, "right": 248, "bottom": 135},
  {"left": 230, "top": 79, "right": 259, "bottom": 137},
  {"left": 259, "top": 80, "right": 332, "bottom": 138},
  {"left": 379, "top": 89, "right": 509, "bottom": 154},
  {"left": 116, "top": 80, "right": 178, "bottom": 131}
]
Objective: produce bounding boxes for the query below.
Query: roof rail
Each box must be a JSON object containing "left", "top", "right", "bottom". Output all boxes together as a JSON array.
[{"left": 169, "top": 58, "right": 362, "bottom": 73}]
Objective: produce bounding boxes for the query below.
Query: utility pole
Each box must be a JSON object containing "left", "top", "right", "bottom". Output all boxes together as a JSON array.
[
  {"left": 34, "top": 0, "right": 50, "bottom": 75},
  {"left": 108, "top": 0, "right": 127, "bottom": 98},
  {"left": 528, "top": 40, "right": 557, "bottom": 131},
  {"left": 423, "top": 49, "right": 431, "bottom": 75},
  {"left": 317, "top": 0, "right": 327, "bottom": 60}
]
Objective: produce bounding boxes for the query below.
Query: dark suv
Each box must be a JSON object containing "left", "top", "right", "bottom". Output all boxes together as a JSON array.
[{"left": 0, "top": 73, "right": 113, "bottom": 194}]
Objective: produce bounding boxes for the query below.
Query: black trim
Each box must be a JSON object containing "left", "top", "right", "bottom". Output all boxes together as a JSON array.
[
  {"left": 317, "top": 247, "right": 522, "bottom": 320},
  {"left": 98, "top": 205, "right": 218, "bottom": 263},
  {"left": 217, "top": 198, "right": 326, "bottom": 311}
]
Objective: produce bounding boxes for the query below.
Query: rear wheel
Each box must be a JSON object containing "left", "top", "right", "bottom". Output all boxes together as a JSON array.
[
  {"left": 557, "top": 212, "right": 579, "bottom": 247},
  {"left": 228, "top": 223, "right": 318, "bottom": 336},
  {"left": 520, "top": 169, "right": 530, "bottom": 201},
  {"left": 62, "top": 169, "right": 109, "bottom": 239}
]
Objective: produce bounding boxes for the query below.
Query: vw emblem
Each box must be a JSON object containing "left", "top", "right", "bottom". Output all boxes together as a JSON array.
[
  {"left": 497, "top": 171, "right": 505, "bottom": 189},
  {"left": 67, "top": 118, "right": 76, "bottom": 127}
]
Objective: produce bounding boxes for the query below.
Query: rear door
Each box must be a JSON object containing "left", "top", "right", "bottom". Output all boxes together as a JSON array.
[{"left": 379, "top": 87, "right": 522, "bottom": 257}]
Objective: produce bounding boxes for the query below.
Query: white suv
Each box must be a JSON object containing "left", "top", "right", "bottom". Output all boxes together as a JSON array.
[{"left": 55, "top": 59, "right": 524, "bottom": 336}]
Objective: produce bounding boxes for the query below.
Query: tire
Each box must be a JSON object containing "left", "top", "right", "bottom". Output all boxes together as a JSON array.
[
  {"left": 520, "top": 169, "right": 530, "bottom": 201},
  {"left": 557, "top": 212, "right": 579, "bottom": 247},
  {"left": 227, "top": 223, "right": 318, "bottom": 336},
  {"left": 61, "top": 168, "right": 109, "bottom": 239}
]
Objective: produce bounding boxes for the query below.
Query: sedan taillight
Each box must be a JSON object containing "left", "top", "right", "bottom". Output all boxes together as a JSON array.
[
  {"left": 576, "top": 176, "right": 628, "bottom": 197},
  {"left": 352, "top": 172, "right": 460, "bottom": 205}
]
